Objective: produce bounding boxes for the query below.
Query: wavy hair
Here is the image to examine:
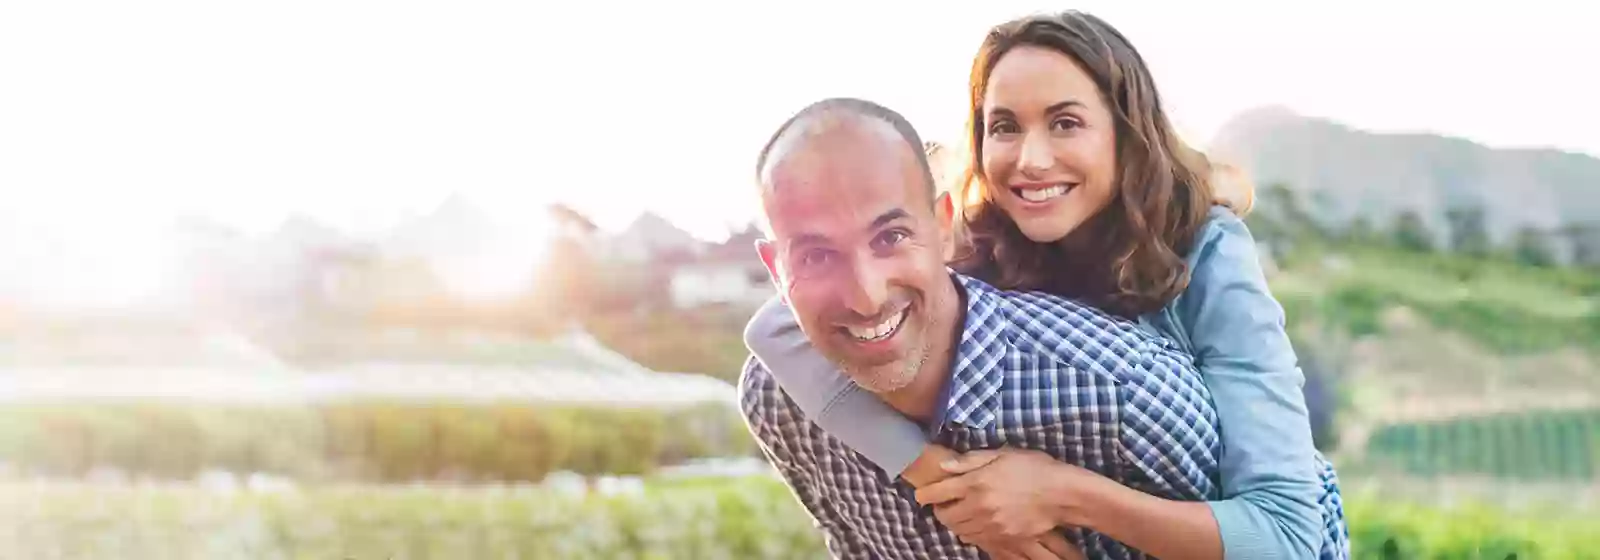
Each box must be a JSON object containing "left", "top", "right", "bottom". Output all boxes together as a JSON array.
[{"left": 947, "top": 11, "right": 1250, "bottom": 318}]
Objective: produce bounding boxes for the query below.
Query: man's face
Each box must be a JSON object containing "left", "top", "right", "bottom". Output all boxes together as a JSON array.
[{"left": 758, "top": 118, "right": 957, "bottom": 394}]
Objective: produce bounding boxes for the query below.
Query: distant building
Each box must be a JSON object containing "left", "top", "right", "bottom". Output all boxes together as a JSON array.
[
  {"left": 382, "top": 194, "right": 547, "bottom": 301},
  {"left": 667, "top": 226, "right": 772, "bottom": 310},
  {"left": 548, "top": 203, "right": 600, "bottom": 245},
  {"left": 609, "top": 212, "right": 702, "bottom": 264}
]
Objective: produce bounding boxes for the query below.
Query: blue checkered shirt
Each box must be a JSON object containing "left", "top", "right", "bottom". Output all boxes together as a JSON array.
[{"left": 740, "top": 273, "right": 1224, "bottom": 559}]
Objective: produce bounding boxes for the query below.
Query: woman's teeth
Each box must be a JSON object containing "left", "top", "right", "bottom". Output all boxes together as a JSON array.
[
  {"left": 1017, "top": 184, "right": 1069, "bottom": 202},
  {"left": 847, "top": 310, "right": 905, "bottom": 342}
]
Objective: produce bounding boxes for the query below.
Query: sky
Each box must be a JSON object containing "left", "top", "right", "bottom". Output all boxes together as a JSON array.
[{"left": 0, "top": 1, "right": 1593, "bottom": 305}]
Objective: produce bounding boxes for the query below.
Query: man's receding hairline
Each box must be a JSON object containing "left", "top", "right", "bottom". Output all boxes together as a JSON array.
[{"left": 755, "top": 98, "right": 936, "bottom": 199}]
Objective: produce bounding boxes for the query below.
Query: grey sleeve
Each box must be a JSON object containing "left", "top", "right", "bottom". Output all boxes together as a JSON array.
[{"left": 743, "top": 296, "right": 928, "bottom": 475}]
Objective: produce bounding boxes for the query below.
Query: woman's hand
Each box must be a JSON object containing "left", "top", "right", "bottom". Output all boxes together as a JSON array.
[
  {"left": 905, "top": 445, "right": 1086, "bottom": 559},
  {"left": 916, "top": 448, "right": 1113, "bottom": 541},
  {"left": 923, "top": 448, "right": 1224, "bottom": 560}
]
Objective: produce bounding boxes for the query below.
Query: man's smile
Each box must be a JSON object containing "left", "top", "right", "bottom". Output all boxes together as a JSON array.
[{"left": 837, "top": 303, "right": 912, "bottom": 351}]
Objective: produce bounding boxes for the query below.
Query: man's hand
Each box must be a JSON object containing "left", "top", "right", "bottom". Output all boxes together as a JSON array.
[
  {"left": 915, "top": 447, "right": 1110, "bottom": 543},
  {"left": 900, "top": 444, "right": 961, "bottom": 488}
]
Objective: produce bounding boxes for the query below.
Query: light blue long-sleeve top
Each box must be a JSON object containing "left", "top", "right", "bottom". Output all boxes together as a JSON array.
[{"left": 744, "top": 206, "right": 1331, "bottom": 559}]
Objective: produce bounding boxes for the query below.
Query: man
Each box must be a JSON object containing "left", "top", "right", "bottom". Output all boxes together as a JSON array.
[{"left": 740, "top": 98, "right": 1222, "bottom": 560}]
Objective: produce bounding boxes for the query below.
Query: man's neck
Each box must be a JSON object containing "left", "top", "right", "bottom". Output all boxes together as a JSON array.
[{"left": 877, "top": 276, "right": 966, "bottom": 425}]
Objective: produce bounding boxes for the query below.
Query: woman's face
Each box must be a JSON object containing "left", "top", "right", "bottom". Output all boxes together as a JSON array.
[{"left": 979, "top": 45, "right": 1118, "bottom": 243}]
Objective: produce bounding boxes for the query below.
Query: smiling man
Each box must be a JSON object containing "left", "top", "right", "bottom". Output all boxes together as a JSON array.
[{"left": 739, "top": 98, "right": 1227, "bottom": 560}]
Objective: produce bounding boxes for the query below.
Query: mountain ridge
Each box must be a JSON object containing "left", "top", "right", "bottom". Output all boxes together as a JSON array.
[{"left": 1209, "top": 107, "right": 1600, "bottom": 247}]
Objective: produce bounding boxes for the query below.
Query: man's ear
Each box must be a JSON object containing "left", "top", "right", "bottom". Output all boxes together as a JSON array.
[
  {"left": 755, "top": 238, "right": 788, "bottom": 304},
  {"left": 935, "top": 191, "right": 956, "bottom": 261}
]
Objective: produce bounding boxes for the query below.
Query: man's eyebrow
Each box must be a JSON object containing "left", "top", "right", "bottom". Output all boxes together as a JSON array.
[
  {"left": 786, "top": 233, "right": 828, "bottom": 252},
  {"left": 784, "top": 209, "right": 909, "bottom": 252},
  {"left": 870, "top": 208, "right": 910, "bottom": 230}
]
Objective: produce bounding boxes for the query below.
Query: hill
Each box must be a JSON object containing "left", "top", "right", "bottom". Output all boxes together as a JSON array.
[{"left": 1210, "top": 106, "right": 1600, "bottom": 262}]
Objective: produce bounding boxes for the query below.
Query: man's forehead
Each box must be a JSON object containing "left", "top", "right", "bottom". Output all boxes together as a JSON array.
[
  {"left": 760, "top": 111, "right": 906, "bottom": 186},
  {"left": 763, "top": 133, "right": 924, "bottom": 238}
]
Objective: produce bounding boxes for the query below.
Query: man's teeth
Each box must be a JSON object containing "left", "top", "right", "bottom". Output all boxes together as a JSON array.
[
  {"left": 847, "top": 310, "right": 905, "bottom": 341},
  {"left": 1018, "top": 185, "right": 1069, "bottom": 202}
]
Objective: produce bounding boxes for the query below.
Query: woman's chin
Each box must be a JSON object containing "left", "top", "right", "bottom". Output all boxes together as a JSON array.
[{"left": 1016, "top": 220, "right": 1079, "bottom": 244}]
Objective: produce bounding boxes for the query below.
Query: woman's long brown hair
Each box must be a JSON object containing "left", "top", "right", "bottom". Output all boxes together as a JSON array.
[{"left": 948, "top": 11, "right": 1229, "bottom": 318}]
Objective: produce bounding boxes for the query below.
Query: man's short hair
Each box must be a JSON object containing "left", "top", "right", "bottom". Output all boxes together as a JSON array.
[{"left": 754, "top": 98, "right": 938, "bottom": 204}]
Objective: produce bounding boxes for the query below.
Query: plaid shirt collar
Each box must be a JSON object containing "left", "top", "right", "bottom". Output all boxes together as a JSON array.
[{"left": 938, "top": 273, "right": 1015, "bottom": 431}]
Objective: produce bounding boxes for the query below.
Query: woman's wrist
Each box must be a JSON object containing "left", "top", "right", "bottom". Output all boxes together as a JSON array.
[{"left": 1047, "top": 464, "right": 1121, "bottom": 529}]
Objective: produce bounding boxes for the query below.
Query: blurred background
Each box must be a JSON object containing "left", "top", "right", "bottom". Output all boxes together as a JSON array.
[{"left": 1, "top": 1, "right": 1595, "bottom": 558}]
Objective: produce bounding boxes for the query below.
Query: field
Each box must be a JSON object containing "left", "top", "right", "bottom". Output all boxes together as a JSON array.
[
  {"left": 4, "top": 477, "right": 1598, "bottom": 560},
  {"left": 0, "top": 402, "right": 754, "bottom": 483},
  {"left": 1271, "top": 242, "right": 1600, "bottom": 358},
  {"left": 1364, "top": 409, "right": 1600, "bottom": 481},
  {"left": 4, "top": 228, "right": 1598, "bottom": 558}
]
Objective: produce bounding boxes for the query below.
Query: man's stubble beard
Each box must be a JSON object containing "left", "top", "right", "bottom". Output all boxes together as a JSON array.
[
  {"left": 838, "top": 288, "right": 949, "bottom": 395},
  {"left": 839, "top": 341, "right": 930, "bottom": 394}
]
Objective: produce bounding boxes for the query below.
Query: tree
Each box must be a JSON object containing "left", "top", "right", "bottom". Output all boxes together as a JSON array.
[
  {"left": 529, "top": 234, "right": 600, "bottom": 326},
  {"left": 1444, "top": 206, "right": 1490, "bottom": 256},
  {"left": 1558, "top": 224, "right": 1600, "bottom": 268},
  {"left": 1392, "top": 211, "right": 1434, "bottom": 252},
  {"left": 1344, "top": 215, "right": 1378, "bottom": 244},
  {"left": 1512, "top": 227, "right": 1557, "bottom": 267},
  {"left": 1288, "top": 329, "right": 1351, "bottom": 453}
]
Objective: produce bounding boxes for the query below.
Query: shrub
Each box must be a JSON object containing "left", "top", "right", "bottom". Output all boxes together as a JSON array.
[
  {"left": 3, "top": 477, "right": 1596, "bottom": 560},
  {"left": 0, "top": 401, "right": 754, "bottom": 483},
  {"left": 1345, "top": 496, "right": 1600, "bottom": 559}
]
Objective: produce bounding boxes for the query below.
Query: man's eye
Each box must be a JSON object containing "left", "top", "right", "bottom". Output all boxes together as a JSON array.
[
  {"left": 799, "top": 249, "right": 833, "bottom": 269},
  {"left": 872, "top": 230, "right": 909, "bottom": 251}
]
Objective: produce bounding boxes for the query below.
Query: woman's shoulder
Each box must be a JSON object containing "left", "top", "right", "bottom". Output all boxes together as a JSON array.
[{"left": 1186, "top": 205, "right": 1258, "bottom": 273}]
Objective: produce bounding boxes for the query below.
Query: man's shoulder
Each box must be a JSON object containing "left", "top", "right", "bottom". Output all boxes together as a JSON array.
[
  {"left": 736, "top": 355, "right": 804, "bottom": 427},
  {"left": 957, "top": 274, "right": 1185, "bottom": 379},
  {"left": 737, "top": 355, "right": 779, "bottom": 410},
  {"left": 963, "top": 275, "right": 1152, "bottom": 345}
]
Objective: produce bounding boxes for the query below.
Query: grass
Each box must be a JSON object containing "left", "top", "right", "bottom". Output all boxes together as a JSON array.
[
  {"left": 3, "top": 476, "right": 1597, "bottom": 560},
  {"left": 1344, "top": 493, "right": 1600, "bottom": 559},
  {"left": 0, "top": 476, "right": 824, "bottom": 560},
  {"left": 1364, "top": 409, "right": 1600, "bottom": 481},
  {"left": 1270, "top": 242, "right": 1600, "bottom": 355}
]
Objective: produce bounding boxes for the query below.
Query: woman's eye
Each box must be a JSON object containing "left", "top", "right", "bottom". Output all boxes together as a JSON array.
[{"left": 988, "top": 121, "right": 1020, "bottom": 136}]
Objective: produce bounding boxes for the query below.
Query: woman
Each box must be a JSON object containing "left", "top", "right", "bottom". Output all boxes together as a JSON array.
[{"left": 745, "top": 11, "right": 1348, "bottom": 560}]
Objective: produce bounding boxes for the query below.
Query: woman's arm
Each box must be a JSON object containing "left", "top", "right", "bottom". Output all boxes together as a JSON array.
[
  {"left": 924, "top": 447, "right": 1224, "bottom": 560},
  {"left": 743, "top": 296, "right": 933, "bottom": 477},
  {"left": 1068, "top": 478, "right": 1223, "bottom": 560},
  {"left": 1014, "top": 211, "right": 1318, "bottom": 560},
  {"left": 1181, "top": 209, "right": 1326, "bottom": 559}
]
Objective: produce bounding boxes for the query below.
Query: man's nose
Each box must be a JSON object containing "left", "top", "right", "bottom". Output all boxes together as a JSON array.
[
  {"left": 1018, "top": 130, "right": 1053, "bottom": 175},
  {"left": 839, "top": 260, "right": 890, "bottom": 319}
]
